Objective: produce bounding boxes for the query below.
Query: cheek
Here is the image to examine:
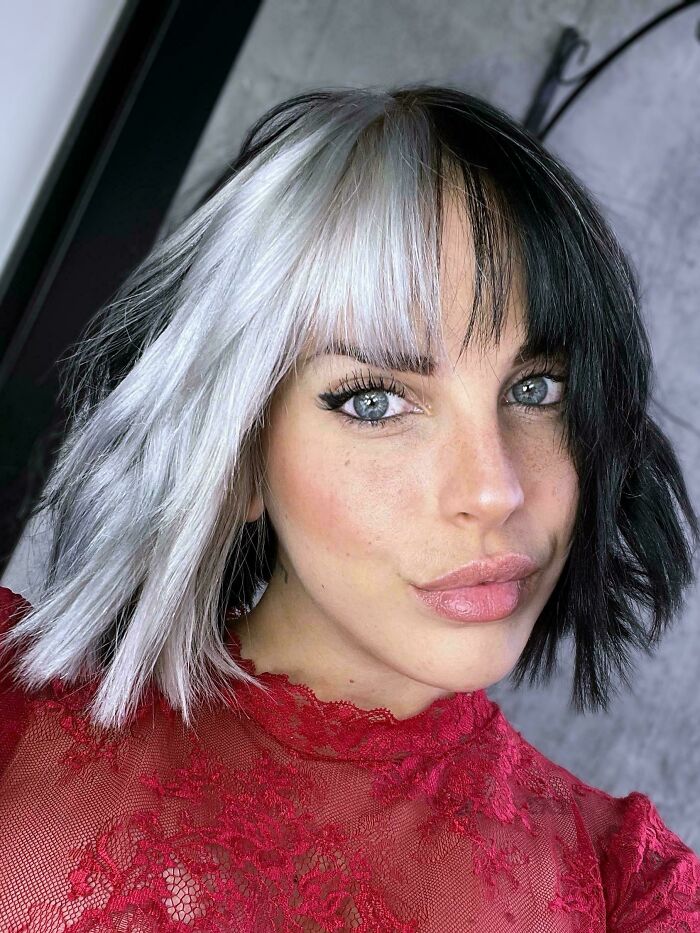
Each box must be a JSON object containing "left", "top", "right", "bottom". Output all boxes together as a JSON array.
[
  {"left": 523, "top": 438, "right": 579, "bottom": 528},
  {"left": 556, "top": 464, "right": 580, "bottom": 534},
  {"left": 267, "top": 428, "right": 417, "bottom": 554}
]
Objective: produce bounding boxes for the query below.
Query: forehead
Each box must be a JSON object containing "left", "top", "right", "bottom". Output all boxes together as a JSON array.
[
  {"left": 300, "top": 184, "right": 539, "bottom": 376},
  {"left": 303, "top": 306, "right": 542, "bottom": 377},
  {"left": 438, "top": 188, "right": 524, "bottom": 323}
]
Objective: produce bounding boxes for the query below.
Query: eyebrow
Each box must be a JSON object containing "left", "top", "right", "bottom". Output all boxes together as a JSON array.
[{"left": 310, "top": 340, "right": 559, "bottom": 375}]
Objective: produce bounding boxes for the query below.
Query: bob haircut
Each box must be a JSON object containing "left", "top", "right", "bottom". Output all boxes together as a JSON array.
[{"left": 1, "top": 84, "right": 697, "bottom": 732}]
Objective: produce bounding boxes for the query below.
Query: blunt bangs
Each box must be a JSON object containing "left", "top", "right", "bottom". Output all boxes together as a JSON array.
[{"left": 1, "top": 84, "right": 696, "bottom": 731}]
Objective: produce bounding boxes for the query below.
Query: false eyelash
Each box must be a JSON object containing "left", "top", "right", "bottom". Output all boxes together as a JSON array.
[
  {"left": 317, "top": 365, "right": 568, "bottom": 431},
  {"left": 317, "top": 370, "right": 407, "bottom": 411}
]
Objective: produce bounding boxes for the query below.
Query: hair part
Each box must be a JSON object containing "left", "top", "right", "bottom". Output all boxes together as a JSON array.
[{"left": 2, "top": 84, "right": 697, "bottom": 731}]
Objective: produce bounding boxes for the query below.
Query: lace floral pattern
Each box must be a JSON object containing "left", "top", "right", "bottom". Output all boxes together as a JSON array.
[{"left": 0, "top": 586, "right": 698, "bottom": 931}]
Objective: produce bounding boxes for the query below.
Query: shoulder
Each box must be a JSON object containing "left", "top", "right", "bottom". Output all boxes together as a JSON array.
[
  {"left": 508, "top": 724, "right": 700, "bottom": 931},
  {"left": 0, "top": 584, "right": 183, "bottom": 797},
  {"left": 0, "top": 585, "right": 32, "bottom": 632},
  {"left": 596, "top": 790, "right": 700, "bottom": 931},
  {"left": 0, "top": 585, "right": 35, "bottom": 776},
  {"left": 0, "top": 584, "right": 35, "bottom": 675}
]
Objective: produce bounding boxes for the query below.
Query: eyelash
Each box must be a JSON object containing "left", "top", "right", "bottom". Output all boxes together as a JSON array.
[{"left": 317, "top": 366, "right": 568, "bottom": 431}]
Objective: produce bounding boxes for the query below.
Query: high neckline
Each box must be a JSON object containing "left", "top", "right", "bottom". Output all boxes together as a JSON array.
[{"left": 224, "top": 629, "right": 500, "bottom": 762}]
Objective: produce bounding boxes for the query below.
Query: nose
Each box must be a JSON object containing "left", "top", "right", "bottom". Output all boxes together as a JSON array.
[{"left": 437, "top": 421, "right": 525, "bottom": 528}]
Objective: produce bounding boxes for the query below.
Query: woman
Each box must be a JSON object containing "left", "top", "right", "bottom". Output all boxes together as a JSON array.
[{"left": 0, "top": 84, "right": 698, "bottom": 931}]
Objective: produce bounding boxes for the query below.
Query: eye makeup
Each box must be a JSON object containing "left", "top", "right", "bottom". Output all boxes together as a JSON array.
[{"left": 316, "top": 363, "right": 568, "bottom": 431}]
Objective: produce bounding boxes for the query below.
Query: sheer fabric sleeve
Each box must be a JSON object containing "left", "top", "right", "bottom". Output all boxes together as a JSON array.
[
  {"left": 601, "top": 790, "right": 700, "bottom": 932},
  {"left": 0, "top": 585, "right": 194, "bottom": 931},
  {"left": 0, "top": 586, "right": 33, "bottom": 779}
]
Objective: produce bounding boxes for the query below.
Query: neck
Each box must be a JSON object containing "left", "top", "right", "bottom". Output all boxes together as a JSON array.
[{"left": 230, "top": 574, "right": 454, "bottom": 719}]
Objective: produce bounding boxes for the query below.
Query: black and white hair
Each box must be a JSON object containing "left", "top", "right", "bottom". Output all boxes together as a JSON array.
[{"left": 2, "top": 84, "right": 697, "bottom": 732}]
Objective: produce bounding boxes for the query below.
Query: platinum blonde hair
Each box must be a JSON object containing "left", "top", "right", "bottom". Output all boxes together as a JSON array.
[{"left": 2, "top": 85, "right": 697, "bottom": 731}]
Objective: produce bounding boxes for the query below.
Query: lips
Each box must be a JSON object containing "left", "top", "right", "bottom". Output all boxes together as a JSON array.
[
  {"left": 415, "top": 553, "right": 539, "bottom": 590},
  {"left": 413, "top": 578, "right": 529, "bottom": 623}
]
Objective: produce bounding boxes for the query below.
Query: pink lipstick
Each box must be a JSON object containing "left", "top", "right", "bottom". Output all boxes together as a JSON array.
[{"left": 411, "top": 552, "right": 538, "bottom": 623}]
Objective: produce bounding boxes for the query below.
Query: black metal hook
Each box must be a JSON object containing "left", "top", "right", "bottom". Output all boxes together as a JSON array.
[{"left": 525, "top": 1, "right": 700, "bottom": 141}]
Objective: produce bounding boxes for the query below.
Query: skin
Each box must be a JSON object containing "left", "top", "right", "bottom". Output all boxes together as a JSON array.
[{"left": 233, "top": 194, "right": 579, "bottom": 719}]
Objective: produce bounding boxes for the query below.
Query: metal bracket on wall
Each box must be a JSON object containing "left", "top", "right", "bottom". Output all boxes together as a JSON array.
[
  {"left": 524, "top": 1, "right": 700, "bottom": 141},
  {"left": 525, "top": 0, "right": 700, "bottom": 448}
]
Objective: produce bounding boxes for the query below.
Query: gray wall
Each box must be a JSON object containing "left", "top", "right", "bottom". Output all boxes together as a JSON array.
[{"left": 4, "top": 0, "right": 698, "bottom": 849}]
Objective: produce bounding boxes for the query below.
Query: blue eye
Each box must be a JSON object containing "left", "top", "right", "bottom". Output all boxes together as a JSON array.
[
  {"left": 506, "top": 370, "right": 567, "bottom": 410},
  {"left": 317, "top": 371, "right": 413, "bottom": 430},
  {"left": 317, "top": 367, "right": 567, "bottom": 430}
]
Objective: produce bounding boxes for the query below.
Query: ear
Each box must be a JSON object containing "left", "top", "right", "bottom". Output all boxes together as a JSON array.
[{"left": 245, "top": 491, "right": 265, "bottom": 523}]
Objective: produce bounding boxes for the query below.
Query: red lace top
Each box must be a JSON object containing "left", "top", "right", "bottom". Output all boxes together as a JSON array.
[{"left": 0, "top": 585, "right": 698, "bottom": 932}]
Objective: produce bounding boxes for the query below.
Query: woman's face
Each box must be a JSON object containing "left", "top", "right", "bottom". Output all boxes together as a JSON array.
[{"left": 240, "top": 197, "right": 579, "bottom": 717}]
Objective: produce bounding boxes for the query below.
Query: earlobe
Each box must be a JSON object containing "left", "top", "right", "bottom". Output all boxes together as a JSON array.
[{"left": 245, "top": 493, "right": 265, "bottom": 523}]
